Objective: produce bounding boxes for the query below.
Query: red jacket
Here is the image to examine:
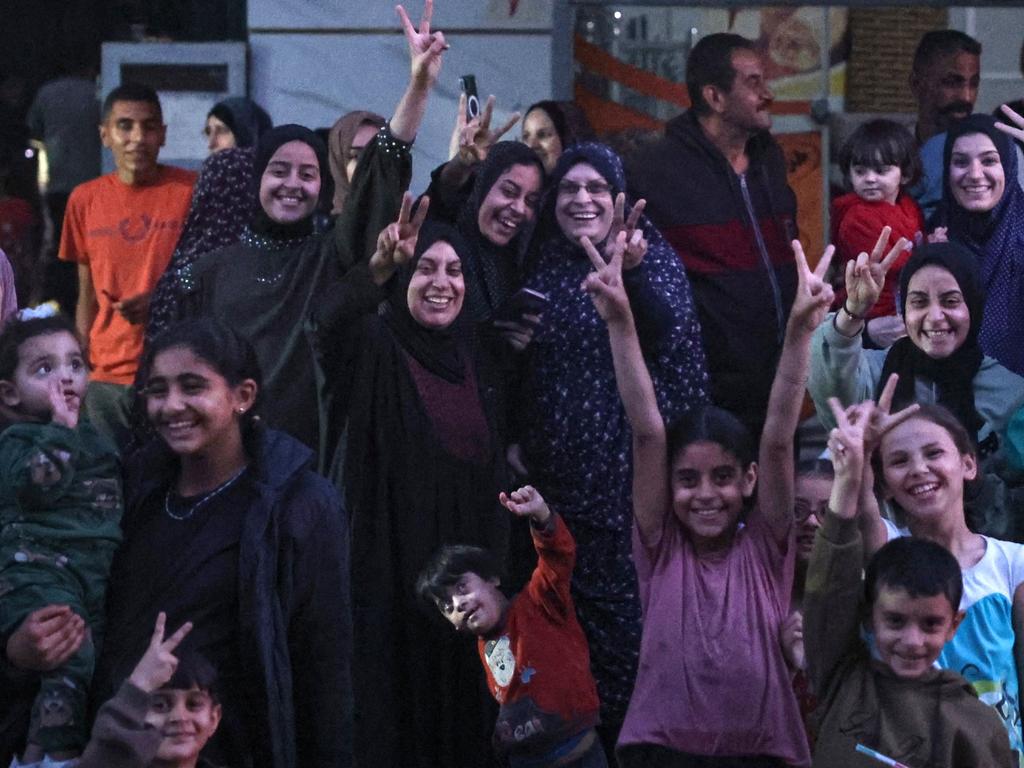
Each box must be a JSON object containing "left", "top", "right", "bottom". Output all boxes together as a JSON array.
[
  {"left": 831, "top": 192, "right": 924, "bottom": 318},
  {"left": 478, "top": 515, "right": 600, "bottom": 759}
]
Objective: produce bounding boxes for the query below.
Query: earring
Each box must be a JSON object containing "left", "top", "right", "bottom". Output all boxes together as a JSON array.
[{"left": 237, "top": 407, "right": 246, "bottom": 415}]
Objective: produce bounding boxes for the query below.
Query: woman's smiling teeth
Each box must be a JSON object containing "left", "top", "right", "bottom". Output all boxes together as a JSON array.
[{"left": 909, "top": 481, "right": 940, "bottom": 498}]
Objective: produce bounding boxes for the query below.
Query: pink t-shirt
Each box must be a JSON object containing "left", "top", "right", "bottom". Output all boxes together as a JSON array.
[{"left": 618, "top": 511, "right": 811, "bottom": 766}]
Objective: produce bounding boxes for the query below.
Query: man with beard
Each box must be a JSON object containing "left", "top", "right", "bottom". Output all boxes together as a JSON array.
[
  {"left": 625, "top": 33, "right": 798, "bottom": 439},
  {"left": 909, "top": 30, "right": 981, "bottom": 220}
]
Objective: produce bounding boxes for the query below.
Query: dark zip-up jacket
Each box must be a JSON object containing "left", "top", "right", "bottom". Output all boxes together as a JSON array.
[{"left": 625, "top": 111, "right": 798, "bottom": 434}]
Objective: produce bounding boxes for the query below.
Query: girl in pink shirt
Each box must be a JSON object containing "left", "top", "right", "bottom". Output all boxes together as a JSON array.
[{"left": 581, "top": 229, "right": 855, "bottom": 766}]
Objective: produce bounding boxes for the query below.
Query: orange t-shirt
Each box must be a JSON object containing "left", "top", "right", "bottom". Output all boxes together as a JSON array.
[{"left": 59, "top": 166, "right": 196, "bottom": 384}]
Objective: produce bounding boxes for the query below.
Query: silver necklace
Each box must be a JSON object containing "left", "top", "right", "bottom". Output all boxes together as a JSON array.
[{"left": 164, "top": 465, "right": 248, "bottom": 521}]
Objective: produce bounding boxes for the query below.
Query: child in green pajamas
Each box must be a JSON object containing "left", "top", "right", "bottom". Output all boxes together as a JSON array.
[{"left": 0, "top": 314, "right": 122, "bottom": 766}]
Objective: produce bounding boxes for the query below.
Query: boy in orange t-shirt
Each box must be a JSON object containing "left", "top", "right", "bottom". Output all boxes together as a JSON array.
[{"left": 59, "top": 83, "right": 195, "bottom": 446}]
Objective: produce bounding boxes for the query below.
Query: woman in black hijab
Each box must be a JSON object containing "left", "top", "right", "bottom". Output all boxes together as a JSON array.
[{"left": 312, "top": 208, "right": 507, "bottom": 768}]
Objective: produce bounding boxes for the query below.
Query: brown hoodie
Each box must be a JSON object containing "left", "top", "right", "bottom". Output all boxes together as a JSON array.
[{"left": 804, "top": 515, "right": 1016, "bottom": 768}]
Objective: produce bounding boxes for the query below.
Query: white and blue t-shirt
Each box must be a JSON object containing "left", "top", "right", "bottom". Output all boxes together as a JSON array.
[{"left": 885, "top": 519, "right": 1024, "bottom": 760}]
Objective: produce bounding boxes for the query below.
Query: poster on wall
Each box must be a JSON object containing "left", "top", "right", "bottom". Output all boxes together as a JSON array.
[{"left": 709, "top": 7, "right": 849, "bottom": 100}]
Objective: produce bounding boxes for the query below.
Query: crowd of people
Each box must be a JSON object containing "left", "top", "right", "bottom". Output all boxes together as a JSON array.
[{"left": 1, "top": 4, "right": 1024, "bottom": 767}]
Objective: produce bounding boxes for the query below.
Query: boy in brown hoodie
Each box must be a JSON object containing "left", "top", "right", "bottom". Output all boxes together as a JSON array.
[{"left": 804, "top": 398, "right": 1015, "bottom": 768}]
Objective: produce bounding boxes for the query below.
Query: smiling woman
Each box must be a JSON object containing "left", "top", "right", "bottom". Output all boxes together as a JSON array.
[{"left": 937, "top": 114, "right": 1024, "bottom": 378}]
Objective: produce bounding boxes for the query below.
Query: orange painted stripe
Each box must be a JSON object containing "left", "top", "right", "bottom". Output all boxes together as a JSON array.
[{"left": 574, "top": 35, "right": 812, "bottom": 117}]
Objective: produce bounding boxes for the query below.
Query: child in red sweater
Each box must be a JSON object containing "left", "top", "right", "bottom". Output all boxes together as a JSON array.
[
  {"left": 417, "top": 486, "right": 604, "bottom": 768},
  {"left": 832, "top": 119, "right": 924, "bottom": 346}
]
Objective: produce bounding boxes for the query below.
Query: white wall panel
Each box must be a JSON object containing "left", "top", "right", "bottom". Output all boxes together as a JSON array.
[
  {"left": 250, "top": 32, "right": 553, "bottom": 193},
  {"left": 249, "top": 0, "right": 552, "bottom": 31}
]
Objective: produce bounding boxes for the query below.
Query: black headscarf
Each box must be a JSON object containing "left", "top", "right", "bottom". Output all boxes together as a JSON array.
[
  {"left": 381, "top": 220, "right": 469, "bottom": 383},
  {"left": 878, "top": 241, "right": 985, "bottom": 441},
  {"left": 208, "top": 97, "right": 273, "bottom": 149},
  {"left": 250, "top": 124, "right": 332, "bottom": 240},
  {"left": 456, "top": 141, "right": 544, "bottom": 322}
]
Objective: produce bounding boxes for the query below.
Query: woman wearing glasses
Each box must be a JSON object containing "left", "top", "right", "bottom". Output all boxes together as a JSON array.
[{"left": 513, "top": 142, "right": 708, "bottom": 755}]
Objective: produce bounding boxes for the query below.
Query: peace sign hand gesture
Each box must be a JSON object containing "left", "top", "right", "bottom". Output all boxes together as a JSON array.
[
  {"left": 996, "top": 103, "right": 1024, "bottom": 143},
  {"left": 789, "top": 239, "right": 836, "bottom": 333},
  {"left": 128, "top": 612, "right": 193, "bottom": 693},
  {"left": 605, "top": 194, "right": 648, "bottom": 270},
  {"left": 861, "top": 373, "right": 921, "bottom": 451},
  {"left": 844, "top": 226, "right": 911, "bottom": 318},
  {"left": 581, "top": 231, "right": 631, "bottom": 325},
  {"left": 826, "top": 398, "right": 868, "bottom": 488},
  {"left": 370, "top": 193, "right": 430, "bottom": 286},
  {"left": 450, "top": 94, "right": 521, "bottom": 166},
  {"left": 397, "top": 1, "right": 447, "bottom": 89}
]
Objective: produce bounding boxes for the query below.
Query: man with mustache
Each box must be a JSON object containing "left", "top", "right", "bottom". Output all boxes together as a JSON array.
[
  {"left": 625, "top": 33, "right": 798, "bottom": 440},
  {"left": 909, "top": 30, "right": 982, "bottom": 220}
]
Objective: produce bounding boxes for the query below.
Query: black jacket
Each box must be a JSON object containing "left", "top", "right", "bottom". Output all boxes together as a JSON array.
[{"left": 625, "top": 111, "right": 798, "bottom": 434}]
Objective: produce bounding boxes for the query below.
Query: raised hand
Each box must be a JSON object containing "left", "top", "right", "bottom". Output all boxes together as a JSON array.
[
  {"left": 826, "top": 398, "right": 867, "bottom": 485},
  {"left": 452, "top": 94, "right": 521, "bottom": 167},
  {"left": 844, "top": 226, "right": 911, "bottom": 318},
  {"left": 128, "top": 612, "right": 193, "bottom": 693},
  {"left": 996, "top": 103, "right": 1024, "bottom": 143},
  {"left": 397, "top": 1, "right": 447, "bottom": 89},
  {"left": 605, "top": 194, "right": 648, "bottom": 269},
  {"left": 861, "top": 373, "right": 921, "bottom": 451},
  {"left": 581, "top": 231, "right": 631, "bottom": 325},
  {"left": 498, "top": 484, "right": 552, "bottom": 526},
  {"left": 789, "top": 239, "right": 836, "bottom": 332},
  {"left": 369, "top": 192, "right": 430, "bottom": 286},
  {"left": 47, "top": 379, "right": 79, "bottom": 430}
]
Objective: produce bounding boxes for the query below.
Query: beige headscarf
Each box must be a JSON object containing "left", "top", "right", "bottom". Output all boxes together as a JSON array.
[{"left": 328, "top": 110, "right": 387, "bottom": 214}]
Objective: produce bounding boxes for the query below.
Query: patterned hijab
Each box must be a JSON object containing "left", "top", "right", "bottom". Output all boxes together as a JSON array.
[
  {"left": 328, "top": 110, "right": 387, "bottom": 215},
  {"left": 455, "top": 141, "right": 544, "bottom": 322},
  {"left": 940, "top": 113, "right": 1024, "bottom": 375}
]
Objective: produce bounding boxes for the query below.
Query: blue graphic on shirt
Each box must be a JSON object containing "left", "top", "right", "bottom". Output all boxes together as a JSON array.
[{"left": 939, "top": 593, "right": 1023, "bottom": 758}]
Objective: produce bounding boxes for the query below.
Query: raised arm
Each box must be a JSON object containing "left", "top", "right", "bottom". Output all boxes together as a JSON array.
[
  {"left": 757, "top": 241, "right": 835, "bottom": 545},
  {"left": 391, "top": 1, "right": 447, "bottom": 143},
  {"left": 582, "top": 233, "right": 668, "bottom": 549},
  {"left": 804, "top": 400, "right": 868, "bottom": 694}
]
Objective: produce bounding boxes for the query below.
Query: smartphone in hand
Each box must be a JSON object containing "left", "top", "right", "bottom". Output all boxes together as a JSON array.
[
  {"left": 495, "top": 287, "right": 549, "bottom": 327},
  {"left": 460, "top": 75, "right": 480, "bottom": 119}
]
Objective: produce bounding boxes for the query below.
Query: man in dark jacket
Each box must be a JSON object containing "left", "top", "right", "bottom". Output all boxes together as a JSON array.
[{"left": 625, "top": 33, "right": 798, "bottom": 438}]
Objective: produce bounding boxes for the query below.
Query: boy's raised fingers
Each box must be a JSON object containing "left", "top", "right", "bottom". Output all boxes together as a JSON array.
[
  {"left": 150, "top": 611, "right": 167, "bottom": 646},
  {"left": 162, "top": 621, "right": 193, "bottom": 652}
]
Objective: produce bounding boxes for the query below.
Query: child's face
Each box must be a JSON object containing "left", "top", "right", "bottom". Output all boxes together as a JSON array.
[
  {"left": 671, "top": 441, "right": 756, "bottom": 549},
  {"left": 870, "top": 585, "right": 962, "bottom": 678},
  {"left": 794, "top": 474, "right": 831, "bottom": 563},
  {"left": 438, "top": 572, "right": 507, "bottom": 636},
  {"left": 0, "top": 331, "right": 87, "bottom": 420},
  {"left": 144, "top": 346, "right": 256, "bottom": 459},
  {"left": 849, "top": 163, "right": 903, "bottom": 205},
  {"left": 880, "top": 417, "right": 976, "bottom": 523},
  {"left": 144, "top": 686, "right": 221, "bottom": 765}
]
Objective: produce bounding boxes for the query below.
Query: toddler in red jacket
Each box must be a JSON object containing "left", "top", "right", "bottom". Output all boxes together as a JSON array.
[
  {"left": 832, "top": 119, "right": 925, "bottom": 343},
  {"left": 417, "top": 486, "right": 605, "bottom": 768}
]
